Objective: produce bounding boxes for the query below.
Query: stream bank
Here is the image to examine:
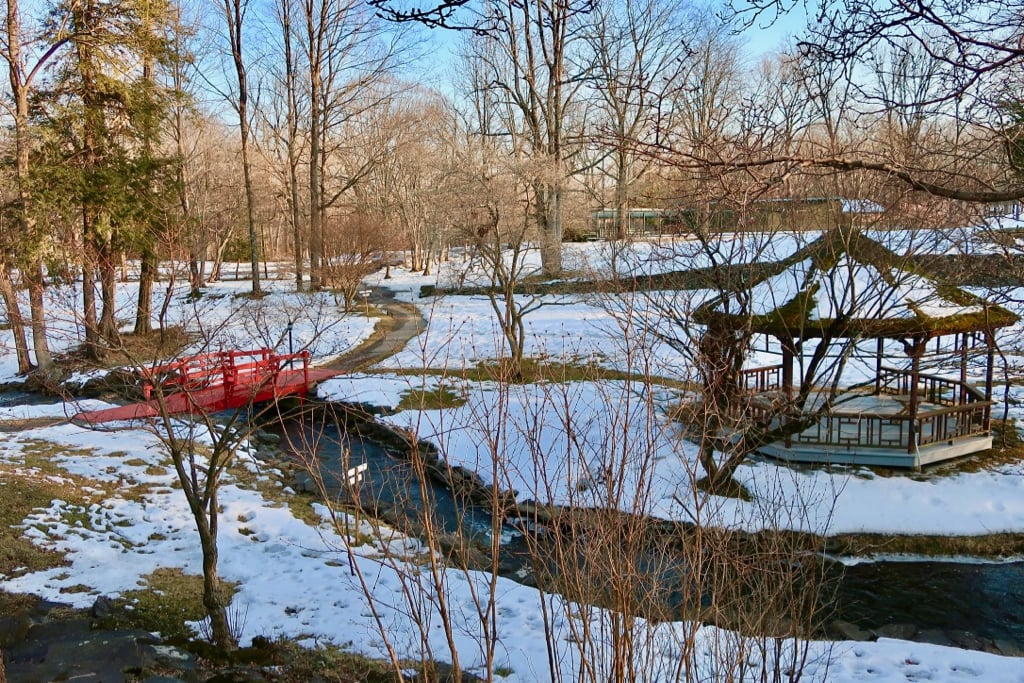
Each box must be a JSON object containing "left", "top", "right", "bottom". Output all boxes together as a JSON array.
[{"left": 259, "top": 399, "right": 1024, "bottom": 658}]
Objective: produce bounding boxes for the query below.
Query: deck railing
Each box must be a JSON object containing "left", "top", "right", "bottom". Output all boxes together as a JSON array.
[
  {"left": 742, "top": 365, "right": 991, "bottom": 453},
  {"left": 874, "top": 366, "right": 987, "bottom": 407},
  {"left": 739, "top": 364, "right": 783, "bottom": 393}
]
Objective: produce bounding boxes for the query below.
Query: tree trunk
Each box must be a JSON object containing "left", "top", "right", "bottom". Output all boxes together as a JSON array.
[
  {"left": 81, "top": 247, "right": 101, "bottom": 358},
  {"left": 26, "top": 262, "right": 52, "bottom": 371},
  {"left": 188, "top": 256, "right": 204, "bottom": 296},
  {"left": 98, "top": 242, "right": 119, "bottom": 343},
  {"left": 614, "top": 147, "right": 629, "bottom": 241},
  {"left": 240, "top": 133, "right": 261, "bottom": 296},
  {"left": 135, "top": 247, "right": 156, "bottom": 334},
  {"left": 6, "top": 5, "right": 53, "bottom": 373},
  {"left": 223, "top": 0, "right": 261, "bottom": 296},
  {"left": 537, "top": 184, "right": 563, "bottom": 276},
  {"left": 281, "top": 0, "right": 304, "bottom": 291},
  {"left": 289, "top": 158, "right": 303, "bottom": 291},
  {"left": 77, "top": 0, "right": 104, "bottom": 360},
  {"left": 0, "top": 262, "right": 32, "bottom": 373},
  {"left": 159, "top": 269, "right": 175, "bottom": 341},
  {"left": 308, "top": 71, "right": 323, "bottom": 289},
  {"left": 304, "top": 0, "right": 331, "bottom": 290},
  {"left": 199, "top": 524, "right": 235, "bottom": 650}
]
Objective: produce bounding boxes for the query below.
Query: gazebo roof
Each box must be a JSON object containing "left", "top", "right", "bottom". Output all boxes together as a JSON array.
[{"left": 694, "top": 229, "right": 1018, "bottom": 338}]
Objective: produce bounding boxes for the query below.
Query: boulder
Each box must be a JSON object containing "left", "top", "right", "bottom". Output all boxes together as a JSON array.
[
  {"left": 872, "top": 623, "right": 917, "bottom": 640},
  {"left": 0, "top": 613, "right": 30, "bottom": 649},
  {"left": 831, "top": 619, "right": 872, "bottom": 642}
]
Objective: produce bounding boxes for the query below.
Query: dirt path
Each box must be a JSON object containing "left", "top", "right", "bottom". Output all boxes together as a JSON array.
[{"left": 322, "top": 286, "right": 426, "bottom": 372}]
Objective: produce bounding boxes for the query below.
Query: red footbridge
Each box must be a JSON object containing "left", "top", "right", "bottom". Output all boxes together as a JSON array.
[{"left": 73, "top": 349, "right": 344, "bottom": 425}]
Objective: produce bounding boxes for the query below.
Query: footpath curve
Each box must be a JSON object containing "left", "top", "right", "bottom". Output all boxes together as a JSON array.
[{"left": 323, "top": 286, "right": 426, "bottom": 372}]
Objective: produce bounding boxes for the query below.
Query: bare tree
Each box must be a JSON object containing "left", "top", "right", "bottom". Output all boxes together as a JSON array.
[
  {"left": 362, "top": 87, "right": 458, "bottom": 274},
  {"left": 300, "top": 0, "right": 409, "bottom": 289},
  {"left": 465, "top": 0, "right": 590, "bottom": 277},
  {"left": 320, "top": 211, "right": 385, "bottom": 310},
  {"left": 275, "top": 0, "right": 306, "bottom": 290},
  {"left": 582, "top": 0, "right": 691, "bottom": 239},
  {"left": 455, "top": 152, "right": 546, "bottom": 381},
  {"left": 721, "top": 0, "right": 1024, "bottom": 203},
  {"left": 0, "top": 0, "right": 71, "bottom": 374},
  {"left": 219, "top": 0, "right": 261, "bottom": 295}
]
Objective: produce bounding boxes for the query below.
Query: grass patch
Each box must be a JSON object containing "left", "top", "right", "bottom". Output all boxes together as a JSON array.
[
  {"left": 397, "top": 384, "right": 466, "bottom": 411},
  {"left": 18, "top": 439, "right": 96, "bottom": 473},
  {"left": 377, "top": 357, "right": 693, "bottom": 389},
  {"left": 248, "top": 638, "right": 397, "bottom": 682},
  {"left": 824, "top": 532, "right": 1024, "bottom": 558},
  {"left": 0, "top": 466, "right": 75, "bottom": 578},
  {"left": 100, "top": 568, "right": 236, "bottom": 641}
]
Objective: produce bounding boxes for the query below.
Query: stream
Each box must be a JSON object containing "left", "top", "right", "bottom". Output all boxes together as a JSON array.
[{"left": 271, "top": 411, "right": 1024, "bottom": 656}]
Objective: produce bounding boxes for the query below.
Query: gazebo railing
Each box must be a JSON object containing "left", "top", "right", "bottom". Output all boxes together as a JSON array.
[
  {"left": 741, "top": 365, "right": 992, "bottom": 453},
  {"left": 789, "top": 402, "right": 991, "bottom": 451},
  {"left": 875, "top": 366, "right": 987, "bottom": 407},
  {"left": 739, "top": 364, "right": 783, "bottom": 393}
]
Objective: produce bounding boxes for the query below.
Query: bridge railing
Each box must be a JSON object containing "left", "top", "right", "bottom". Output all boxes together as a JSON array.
[{"left": 142, "top": 348, "right": 311, "bottom": 399}]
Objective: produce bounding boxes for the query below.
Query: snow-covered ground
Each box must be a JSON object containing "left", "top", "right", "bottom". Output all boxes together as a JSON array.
[{"left": 2, "top": 232, "right": 1024, "bottom": 680}]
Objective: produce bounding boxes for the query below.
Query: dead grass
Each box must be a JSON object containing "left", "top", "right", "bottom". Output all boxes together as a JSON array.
[
  {"left": 99, "top": 567, "right": 235, "bottom": 642},
  {"left": 0, "top": 465, "right": 74, "bottom": 579},
  {"left": 397, "top": 384, "right": 466, "bottom": 411},
  {"left": 377, "top": 357, "right": 693, "bottom": 390},
  {"left": 253, "top": 639, "right": 398, "bottom": 682},
  {"left": 824, "top": 532, "right": 1024, "bottom": 558},
  {"left": 57, "top": 326, "right": 190, "bottom": 376}
]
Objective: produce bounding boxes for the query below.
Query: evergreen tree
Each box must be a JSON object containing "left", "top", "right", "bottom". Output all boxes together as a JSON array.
[{"left": 37, "top": 0, "right": 176, "bottom": 357}]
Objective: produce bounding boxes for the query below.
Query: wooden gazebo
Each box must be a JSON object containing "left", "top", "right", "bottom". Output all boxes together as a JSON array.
[{"left": 695, "top": 230, "right": 1018, "bottom": 468}]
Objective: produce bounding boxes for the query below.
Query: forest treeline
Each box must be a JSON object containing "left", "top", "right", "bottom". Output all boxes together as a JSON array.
[{"left": 2, "top": 0, "right": 1024, "bottom": 375}]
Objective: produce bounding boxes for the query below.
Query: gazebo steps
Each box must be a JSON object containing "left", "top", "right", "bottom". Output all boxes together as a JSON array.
[{"left": 756, "top": 433, "right": 993, "bottom": 469}]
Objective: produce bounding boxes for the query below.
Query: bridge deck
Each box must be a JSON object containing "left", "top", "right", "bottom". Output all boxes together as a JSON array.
[{"left": 73, "top": 352, "right": 342, "bottom": 425}]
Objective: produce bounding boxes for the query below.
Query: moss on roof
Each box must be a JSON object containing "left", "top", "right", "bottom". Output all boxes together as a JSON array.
[{"left": 694, "top": 229, "right": 1019, "bottom": 338}]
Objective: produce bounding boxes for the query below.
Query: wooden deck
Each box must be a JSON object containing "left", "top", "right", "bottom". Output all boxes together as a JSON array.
[
  {"left": 756, "top": 393, "right": 993, "bottom": 468},
  {"left": 740, "top": 366, "right": 993, "bottom": 468}
]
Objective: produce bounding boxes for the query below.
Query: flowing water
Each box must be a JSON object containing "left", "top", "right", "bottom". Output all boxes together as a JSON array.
[
  {"left": 273, "top": 414, "right": 507, "bottom": 540},
  {"left": 274, "top": 411, "right": 1024, "bottom": 652},
  {"left": 835, "top": 559, "right": 1024, "bottom": 644}
]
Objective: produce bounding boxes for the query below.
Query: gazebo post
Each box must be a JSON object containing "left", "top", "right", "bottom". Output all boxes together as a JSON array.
[
  {"left": 907, "top": 336, "right": 925, "bottom": 456},
  {"left": 780, "top": 336, "right": 794, "bottom": 400},
  {"left": 875, "top": 337, "right": 884, "bottom": 394},
  {"left": 780, "top": 335, "right": 795, "bottom": 448},
  {"left": 960, "top": 333, "right": 969, "bottom": 404},
  {"left": 985, "top": 330, "right": 995, "bottom": 431}
]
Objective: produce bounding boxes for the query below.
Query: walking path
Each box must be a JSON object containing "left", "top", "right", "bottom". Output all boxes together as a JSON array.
[
  {"left": 323, "top": 286, "right": 425, "bottom": 372},
  {"left": 0, "top": 284, "right": 426, "bottom": 682}
]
